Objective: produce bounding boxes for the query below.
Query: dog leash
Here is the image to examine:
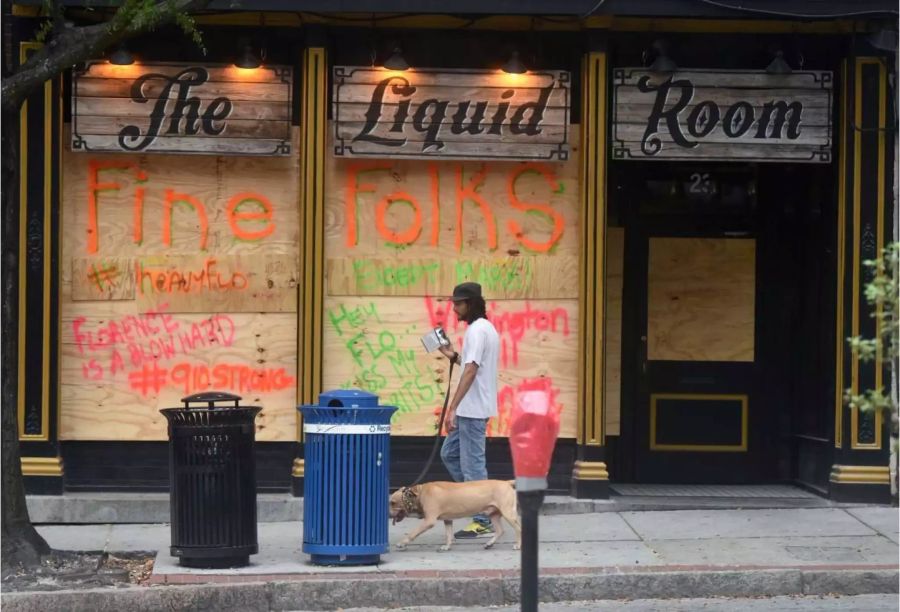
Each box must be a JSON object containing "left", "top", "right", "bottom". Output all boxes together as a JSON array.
[{"left": 408, "top": 358, "right": 455, "bottom": 486}]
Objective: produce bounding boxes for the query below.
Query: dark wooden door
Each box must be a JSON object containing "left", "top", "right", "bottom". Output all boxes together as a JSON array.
[{"left": 630, "top": 226, "right": 761, "bottom": 483}]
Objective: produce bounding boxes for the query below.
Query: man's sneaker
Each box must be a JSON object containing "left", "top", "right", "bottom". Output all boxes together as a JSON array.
[{"left": 454, "top": 521, "right": 494, "bottom": 539}]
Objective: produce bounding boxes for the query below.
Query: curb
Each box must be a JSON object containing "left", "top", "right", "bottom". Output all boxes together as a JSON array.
[{"left": 2, "top": 567, "right": 897, "bottom": 611}]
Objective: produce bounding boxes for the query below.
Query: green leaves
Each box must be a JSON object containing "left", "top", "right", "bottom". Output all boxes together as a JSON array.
[{"left": 846, "top": 242, "right": 899, "bottom": 421}]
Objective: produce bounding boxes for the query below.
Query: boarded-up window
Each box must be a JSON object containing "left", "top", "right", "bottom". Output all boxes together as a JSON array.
[
  {"left": 59, "top": 126, "right": 300, "bottom": 441},
  {"left": 322, "top": 126, "right": 581, "bottom": 437}
]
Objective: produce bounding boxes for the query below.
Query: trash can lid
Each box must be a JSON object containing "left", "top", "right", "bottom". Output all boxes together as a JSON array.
[
  {"left": 181, "top": 392, "right": 242, "bottom": 408},
  {"left": 317, "top": 389, "right": 379, "bottom": 407}
]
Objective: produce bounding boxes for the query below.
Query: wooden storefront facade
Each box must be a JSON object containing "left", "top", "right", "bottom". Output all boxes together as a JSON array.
[{"left": 10, "top": 3, "right": 896, "bottom": 503}]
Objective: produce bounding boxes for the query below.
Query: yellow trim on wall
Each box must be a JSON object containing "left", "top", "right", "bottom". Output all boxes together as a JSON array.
[
  {"left": 17, "top": 41, "right": 51, "bottom": 443},
  {"left": 577, "top": 51, "right": 607, "bottom": 447},
  {"left": 650, "top": 393, "right": 748, "bottom": 452},
  {"left": 42, "top": 58, "right": 53, "bottom": 443},
  {"left": 849, "top": 58, "right": 886, "bottom": 451},
  {"left": 297, "top": 46, "right": 328, "bottom": 441},
  {"left": 572, "top": 460, "right": 609, "bottom": 480},
  {"left": 21, "top": 456, "right": 63, "bottom": 477},
  {"left": 834, "top": 60, "right": 848, "bottom": 449},
  {"left": 829, "top": 464, "right": 890, "bottom": 484}
]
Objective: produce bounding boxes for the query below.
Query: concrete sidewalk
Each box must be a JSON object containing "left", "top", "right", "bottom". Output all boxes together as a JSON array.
[{"left": 8, "top": 505, "right": 895, "bottom": 611}]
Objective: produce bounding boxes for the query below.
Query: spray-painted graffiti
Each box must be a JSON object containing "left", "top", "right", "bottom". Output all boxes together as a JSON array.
[
  {"left": 127, "top": 361, "right": 294, "bottom": 397},
  {"left": 86, "top": 160, "right": 277, "bottom": 253},
  {"left": 73, "top": 303, "right": 237, "bottom": 380},
  {"left": 344, "top": 161, "right": 567, "bottom": 253},
  {"left": 349, "top": 258, "right": 534, "bottom": 294},
  {"left": 327, "top": 302, "right": 443, "bottom": 415},
  {"left": 136, "top": 258, "right": 249, "bottom": 295},
  {"left": 423, "top": 297, "right": 570, "bottom": 368}
]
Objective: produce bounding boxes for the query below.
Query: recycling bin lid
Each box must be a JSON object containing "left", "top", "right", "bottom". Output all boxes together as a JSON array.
[{"left": 317, "top": 389, "right": 379, "bottom": 407}]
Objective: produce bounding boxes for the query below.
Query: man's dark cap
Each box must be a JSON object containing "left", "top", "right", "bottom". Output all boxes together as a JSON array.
[{"left": 450, "top": 282, "right": 482, "bottom": 302}]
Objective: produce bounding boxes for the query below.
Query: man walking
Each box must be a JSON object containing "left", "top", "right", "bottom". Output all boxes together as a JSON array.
[{"left": 439, "top": 282, "right": 500, "bottom": 538}]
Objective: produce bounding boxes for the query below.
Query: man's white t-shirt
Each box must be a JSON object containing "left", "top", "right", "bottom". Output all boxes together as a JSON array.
[{"left": 456, "top": 317, "right": 500, "bottom": 419}]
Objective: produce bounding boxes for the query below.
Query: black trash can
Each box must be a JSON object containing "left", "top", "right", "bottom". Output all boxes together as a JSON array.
[{"left": 160, "top": 392, "right": 261, "bottom": 568}]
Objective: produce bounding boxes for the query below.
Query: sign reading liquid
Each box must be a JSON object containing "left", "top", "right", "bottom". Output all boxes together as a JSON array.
[
  {"left": 612, "top": 69, "right": 832, "bottom": 163},
  {"left": 332, "top": 66, "right": 570, "bottom": 161},
  {"left": 72, "top": 61, "right": 293, "bottom": 156}
]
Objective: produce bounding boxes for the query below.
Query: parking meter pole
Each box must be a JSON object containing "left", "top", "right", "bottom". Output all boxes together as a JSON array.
[
  {"left": 508, "top": 386, "right": 559, "bottom": 612},
  {"left": 518, "top": 488, "right": 544, "bottom": 612}
]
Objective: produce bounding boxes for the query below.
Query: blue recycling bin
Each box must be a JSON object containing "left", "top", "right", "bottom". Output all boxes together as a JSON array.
[{"left": 299, "top": 389, "right": 397, "bottom": 565}]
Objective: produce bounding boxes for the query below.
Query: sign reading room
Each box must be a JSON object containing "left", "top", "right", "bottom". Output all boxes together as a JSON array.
[
  {"left": 612, "top": 69, "right": 833, "bottom": 163},
  {"left": 72, "top": 61, "right": 293, "bottom": 156},
  {"left": 332, "top": 66, "right": 570, "bottom": 161}
]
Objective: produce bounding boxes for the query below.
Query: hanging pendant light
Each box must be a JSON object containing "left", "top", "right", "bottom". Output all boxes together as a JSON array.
[
  {"left": 502, "top": 50, "right": 527, "bottom": 74},
  {"left": 383, "top": 46, "right": 409, "bottom": 71},
  {"left": 109, "top": 43, "right": 134, "bottom": 66},
  {"left": 647, "top": 39, "right": 677, "bottom": 74},
  {"left": 766, "top": 50, "right": 792, "bottom": 75},
  {"left": 235, "top": 43, "right": 261, "bottom": 69}
]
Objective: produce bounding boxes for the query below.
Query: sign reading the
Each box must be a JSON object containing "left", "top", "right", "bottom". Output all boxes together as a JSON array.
[
  {"left": 612, "top": 69, "right": 832, "bottom": 163},
  {"left": 332, "top": 66, "right": 570, "bottom": 161},
  {"left": 72, "top": 61, "right": 293, "bottom": 156}
]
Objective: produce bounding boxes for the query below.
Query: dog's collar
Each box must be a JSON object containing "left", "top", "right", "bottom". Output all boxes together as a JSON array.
[{"left": 401, "top": 486, "right": 423, "bottom": 516}]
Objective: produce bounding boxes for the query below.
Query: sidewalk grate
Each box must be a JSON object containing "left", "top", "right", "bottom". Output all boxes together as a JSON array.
[{"left": 609, "top": 484, "right": 821, "bottom": 499}]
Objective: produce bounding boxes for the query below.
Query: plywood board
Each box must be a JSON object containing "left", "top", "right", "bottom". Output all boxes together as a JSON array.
[
  {"left": 59, "top": 125, "right": 301, "bottom": 441},
  {"left": 59, "top": 311, "right": 298, "bottom": 441},
  {"left": 648, "top": 238, "right": 755, "bottom": 362},
  {"left": 326, "top": 256, "right": 578, "bottom": 299},
  {"left": 323, "top": 125, "right": 580, "bottom": 438},
  {"left": 322, "top": 297, "right": 578, "bottom": 438},
  {"left": 61, "top": 141, "right": 300, "bottom": 258},
  {"left": 133, "top": 253, "right": 298, "bottom": 313},
  {"left": 324, "top": 133, "right": 580, "bottom": 261},
  {"left": 604, "top": 227, "right": 624, "bottom": 436},
  {"left": 72, "top": 257, "right": 136, "bottom": 301}
]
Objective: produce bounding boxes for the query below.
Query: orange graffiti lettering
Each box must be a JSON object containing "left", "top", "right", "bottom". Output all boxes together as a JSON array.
[
  {"left": 506, "top": 163, "right": 565, "bottom": 253},
  {"left": 87, "top": 160, "right": 137, "bottom": 254},
  {"left": 162, "top": 189, "right": 209, "bottom": 250},
  {"left": 226, "top": 192, "right": 275, "bottom": 241},
  {"left": 428, "top": 163, "right": 440, "bottom": 246},
  {"left": 87, "top": 261, "right": 120, "bottom": 292},
  {"left": 455, "top": 166, "right": 497, "bottom": 251},
  {"left": 136, "top": 257, "right": 248, "bottom": 295},
  {"left": 133, "top": 185, "right": 146, "bottom": 245},
  {"left": 375, "top": 192, "right": 422, "bottom": 244},
  {"left": 345, "top": 162, "right": 391, "bottom": 247}
]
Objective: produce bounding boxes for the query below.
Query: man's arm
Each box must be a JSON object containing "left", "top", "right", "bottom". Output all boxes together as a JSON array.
[{"left": 446, "top": 362, "right": 479, "bottom": 430}]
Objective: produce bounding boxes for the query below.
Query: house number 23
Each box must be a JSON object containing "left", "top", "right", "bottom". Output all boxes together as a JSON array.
[{"left": 689, "top": 172, "right": 713, "bottom": 194}]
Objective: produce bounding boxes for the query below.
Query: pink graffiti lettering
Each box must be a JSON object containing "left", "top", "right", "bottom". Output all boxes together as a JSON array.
[
  {"left": 128, "top": 361, "right": 296, "bottom": 396},
  {"left": 422, "top": 297, "right": 570, "bottom": 367},
  {"left": 72, "top": 303, "right": 177, "bottom": 355}
]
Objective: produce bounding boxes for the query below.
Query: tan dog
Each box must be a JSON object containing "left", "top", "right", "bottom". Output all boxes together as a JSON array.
[{"left": 389, "top": 480, "right": 521, "bottom": 552}]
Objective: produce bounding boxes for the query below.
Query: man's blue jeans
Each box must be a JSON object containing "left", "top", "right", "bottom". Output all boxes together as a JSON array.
[{"left": 440, "top": 416, "right": 491, "bottom": 527}]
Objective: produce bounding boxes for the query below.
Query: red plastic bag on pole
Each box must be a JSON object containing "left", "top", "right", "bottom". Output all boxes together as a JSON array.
[{"left": 509, "top": 378, "right": 560, "bottom": 490}]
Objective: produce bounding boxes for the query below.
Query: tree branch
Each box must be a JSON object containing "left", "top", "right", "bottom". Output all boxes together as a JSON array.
[{"left": 2, "top": 0, "right": 211, "bottom": 113}]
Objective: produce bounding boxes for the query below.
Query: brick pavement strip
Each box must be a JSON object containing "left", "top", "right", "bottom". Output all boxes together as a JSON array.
[{"left": 2, "top": 567, "right": 897, "bottom": 612}]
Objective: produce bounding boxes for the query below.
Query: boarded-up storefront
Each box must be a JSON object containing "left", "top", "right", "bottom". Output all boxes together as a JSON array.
[
  {"left": 59, "top": 62, "right": 300, "bottom": 442},
  {"left": 324, "top": 66, "right": 580, "bottom": 438}
]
